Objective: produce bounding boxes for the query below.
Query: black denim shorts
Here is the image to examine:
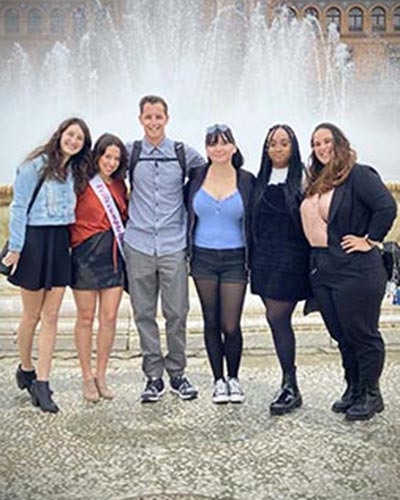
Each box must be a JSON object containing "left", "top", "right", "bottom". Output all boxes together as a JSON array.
[{"left": 190, "top": 246, "right": 247, "bottom": 283}]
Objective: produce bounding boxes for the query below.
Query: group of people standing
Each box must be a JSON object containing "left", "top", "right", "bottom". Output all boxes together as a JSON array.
[{"left": 3, "top": 95, "right": 397, "bottom": 423}]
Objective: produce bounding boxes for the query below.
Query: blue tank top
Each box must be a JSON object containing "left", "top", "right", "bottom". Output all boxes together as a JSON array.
[{"left": 193, "top": 188, "right": 245, "bottom": 249}]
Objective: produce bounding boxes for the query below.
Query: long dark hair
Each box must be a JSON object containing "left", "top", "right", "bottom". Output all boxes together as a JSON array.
[
  {"left": 305, "top": 122, "right": 356, "bottom": 196},
  {"left": 252, "top": 124, "right": 304, "bottom": 240},
  {"left": 26, "top": 117, "right": 92, "bottom": 194},
  {"left": 205, "top": 125, "right": 244, "bottom": 169},
  {"left": 92, "top": 133, "right": 128, "bottom": 181}
]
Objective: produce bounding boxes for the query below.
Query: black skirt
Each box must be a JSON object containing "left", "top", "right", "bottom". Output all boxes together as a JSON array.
[
  {"left": 71, "top": 229, "right": 125, "bottom": 290},
  {"left": 8, "top": 225, "right": 71, "bottom": 291},
  {"left": 251, "top": 267, "right": 310, "bottom": 301}
]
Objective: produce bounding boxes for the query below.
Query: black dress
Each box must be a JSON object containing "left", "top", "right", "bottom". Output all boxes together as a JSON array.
[{"left": 250, "top": 183, "right": 311, "bottom": 301}]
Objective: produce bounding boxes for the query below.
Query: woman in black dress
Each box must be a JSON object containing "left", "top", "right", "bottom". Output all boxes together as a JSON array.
[{"left": 251, "top": 124, "right": 310, "bottom": 415}]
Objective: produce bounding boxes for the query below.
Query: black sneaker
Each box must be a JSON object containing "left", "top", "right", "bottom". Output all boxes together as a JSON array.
[
  {"left": 16, "top": 364, "right": 37, "bottom": 394},
  {"left": 141, "top": 378, "right": 165, "bottom": 403},
  {"left": 170, "top": 376, "right": 198, "bottom": 400}
]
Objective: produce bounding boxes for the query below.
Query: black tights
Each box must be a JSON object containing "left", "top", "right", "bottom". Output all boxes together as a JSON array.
[
  {"left": 261, "top": 297, "right": 297, "bottom": 376},
  {"left": 194, "top": 279, "right": 247, "bottom": 381}
]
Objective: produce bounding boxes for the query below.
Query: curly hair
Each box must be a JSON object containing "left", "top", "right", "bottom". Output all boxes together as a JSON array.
[
  {"left": 305, "top": 122, "right": 356, "bottom": 196},
  {"left": 26, "top": 117, "right": 92, "bottom": 194},
  {"left": 92, "top": 133, "right": 128, "bottom": 181}
]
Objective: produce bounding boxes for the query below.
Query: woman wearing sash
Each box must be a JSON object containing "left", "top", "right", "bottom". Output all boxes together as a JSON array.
[
  {"left": 2, "top": 117, "right": 92, "bottom": 413},
  {"left": 70, "top": 133, "right": 128, "bottom": 402}
]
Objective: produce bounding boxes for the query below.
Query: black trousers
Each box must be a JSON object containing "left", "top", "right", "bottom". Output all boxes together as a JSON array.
[{"left": 310, "top": 248, "right": 387, "bottom": 386}]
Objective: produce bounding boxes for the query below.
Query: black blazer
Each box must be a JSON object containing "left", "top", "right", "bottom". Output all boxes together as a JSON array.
[
  {"left": 325, "top": 163, "right": 397, "bottom": 267},
  {"left": 186, "top": 164, "right": 255, "bottom": 267}
]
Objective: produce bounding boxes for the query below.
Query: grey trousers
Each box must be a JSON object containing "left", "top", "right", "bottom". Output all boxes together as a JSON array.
[{"left": 124, "top": 244, "right": 189, "bottom": 379}]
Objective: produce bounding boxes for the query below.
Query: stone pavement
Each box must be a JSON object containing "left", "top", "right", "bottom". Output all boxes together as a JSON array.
[{"left": 0, "top": 353, "right": 399, "bottom": 500}]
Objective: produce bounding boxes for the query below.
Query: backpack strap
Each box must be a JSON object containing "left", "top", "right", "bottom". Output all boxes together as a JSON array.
[
  {"left": 128, "top": 140, "right": 187, "bottom": 189},
  {"left": 128, "top": 140, "right": 142, "bottom": 191},
  {"left": 174, "top": 141, "right": 187, "bottom": 183}
]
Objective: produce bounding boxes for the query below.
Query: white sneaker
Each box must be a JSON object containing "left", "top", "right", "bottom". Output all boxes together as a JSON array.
[
  {"left": 227, "top": 377, "right": 245, "bottom": 403},
  {"left": 212, "top": 378, "right": 229, "bottom": 404}
]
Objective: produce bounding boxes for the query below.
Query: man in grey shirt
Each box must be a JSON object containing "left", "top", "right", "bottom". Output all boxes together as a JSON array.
[{"left": 124, "top": 95, "right": 205, "bottom": 403}]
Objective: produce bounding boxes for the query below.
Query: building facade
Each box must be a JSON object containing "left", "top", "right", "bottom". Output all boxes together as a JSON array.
[
  {"left": 0, "top": 0, "right": 124, "bottom": 62},
  {"left": 284, "top": 1, "right": 400, "bottom": 81},
  {"left": 0, "top": 1, "right": 399, "bottom": 81}
]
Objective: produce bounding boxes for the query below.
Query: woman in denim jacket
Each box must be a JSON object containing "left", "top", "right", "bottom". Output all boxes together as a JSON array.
[{"left": 2, "top": 117, "right": 92, "bottom": 413}]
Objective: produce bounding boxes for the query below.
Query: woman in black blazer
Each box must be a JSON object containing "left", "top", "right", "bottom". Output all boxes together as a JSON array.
[
  {"left": 301, "top": 123, "right": 397, "bottom": 421},
  {"left": 251, "top": 124, "right": 311, "bottom": 415}
]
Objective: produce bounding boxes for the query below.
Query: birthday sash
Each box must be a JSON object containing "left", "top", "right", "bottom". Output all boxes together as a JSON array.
[{"left": 89, "top": 174, "right": 125, "bottom": 259}]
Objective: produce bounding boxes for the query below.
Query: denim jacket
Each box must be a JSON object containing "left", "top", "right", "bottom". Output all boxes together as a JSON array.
[{"left": 9, "top": 155, "right": 76, "bottom": 252}]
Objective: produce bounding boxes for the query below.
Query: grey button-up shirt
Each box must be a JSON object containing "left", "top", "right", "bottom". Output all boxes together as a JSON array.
[{"left": 124, "top": 137, "right": 205, "bottom": 256}]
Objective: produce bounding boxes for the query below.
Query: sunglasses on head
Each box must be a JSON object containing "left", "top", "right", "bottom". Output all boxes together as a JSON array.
[{"left": 206, "top": 124, "right": 230, "bottom": 135}]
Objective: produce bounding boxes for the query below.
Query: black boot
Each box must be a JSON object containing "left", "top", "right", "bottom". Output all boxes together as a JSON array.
[
  {"left": 345, "top": 383, "right": 384, "bottom": 421},
  {"left": 16, "top": 364, "right": 37, "bottom": 394},
  {"left": 270, "top": 372, "right": 302, "bottom": 416},
  {"left": 331, "top": 377, "right": 361, "bottom": 413},
  {"left": 31, "top": 381, "right": 59, "bottom": 414}
]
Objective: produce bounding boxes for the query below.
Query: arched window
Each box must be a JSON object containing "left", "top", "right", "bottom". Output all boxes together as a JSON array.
[
  {"left": 349, "top": 7, "right": 363, "bottom": 32},
  {"left": 326, "top": 7, "right": 341, "bottom": 31},
  {"left": 73, "top": 6, "right": 87, "bottom": 36},
  {"left": 371, "top": 7, "right": 386, "bottom": 32},
  {"left": 27, "top": 8, "right": 42, "bottom": 34},
  {"left": 50, "top": 9, "right": 64, "bottom": 35},
  {"left": 5, "top": 8, "right": 19, "bottom": 34},
  {"left": 393, "top": 6, "right": 400, "bottom": 31},
  {"left": 305, "top": 7, "right": 319, "bottom": 20}
]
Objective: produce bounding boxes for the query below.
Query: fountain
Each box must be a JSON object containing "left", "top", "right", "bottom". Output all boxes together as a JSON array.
[{"left": 0, "top": 0, "right": 399, "bottom": 185}]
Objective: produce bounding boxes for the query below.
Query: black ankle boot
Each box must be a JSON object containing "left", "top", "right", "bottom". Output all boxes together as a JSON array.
[
  {"left": 270, "top": 372, "right": 302, "bottom": 416},
  {"left": 16, "top": 364, "right": 37, "bottom": 394},
  {"left": 332, "top": 378, "right": 361, "bottom": 413},
  {"left": 345, "top": 383, "right": 384, "bottom": 421},
  {"left": 31, "top": 381, "right": 59, "bottom": 414}
]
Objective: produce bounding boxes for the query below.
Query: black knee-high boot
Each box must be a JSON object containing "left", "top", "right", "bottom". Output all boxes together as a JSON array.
[{"left": 270, "top": 371, "right": 302, "bottom": 416}]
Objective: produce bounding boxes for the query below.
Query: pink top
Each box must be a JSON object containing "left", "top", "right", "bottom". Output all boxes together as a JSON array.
[{"left": 300, "top": 189, "right": 334, "bottom": 247}]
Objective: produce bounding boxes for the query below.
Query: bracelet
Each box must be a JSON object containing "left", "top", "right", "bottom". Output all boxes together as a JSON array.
[
  {"left": 365, "top": 235, "right": 383, "bottom": 249},
  {"left": 365, "top": 236, "right": 374, "bottom": 248}
]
